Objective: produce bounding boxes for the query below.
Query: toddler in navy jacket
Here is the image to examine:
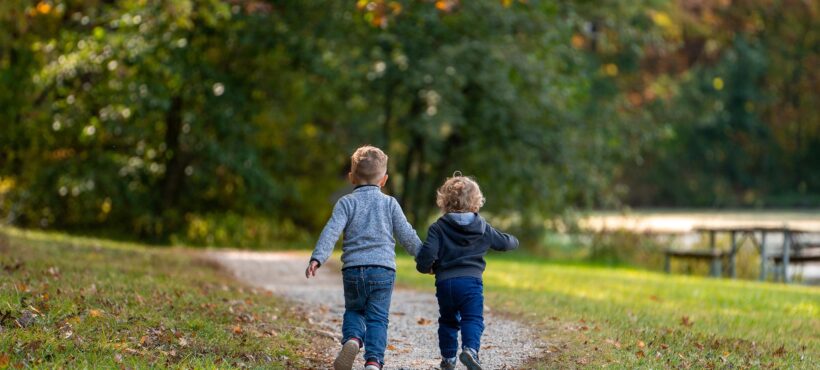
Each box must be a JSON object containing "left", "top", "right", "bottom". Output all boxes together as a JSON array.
[{"left": 416, "top": 173, "right": 518, "bottom": 370}]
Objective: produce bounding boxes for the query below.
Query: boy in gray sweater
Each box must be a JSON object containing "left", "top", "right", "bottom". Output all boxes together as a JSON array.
[{"left": 306, "top": 145, "right": 422, "bottom": 370}]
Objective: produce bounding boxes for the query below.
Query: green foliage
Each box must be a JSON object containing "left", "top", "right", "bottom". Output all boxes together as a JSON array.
[
  {"left": 620, "top": 1, "right": 820, "bottom": 207},
  {"left": 1, "top": 1, "right": 817, "bottom": 247}
]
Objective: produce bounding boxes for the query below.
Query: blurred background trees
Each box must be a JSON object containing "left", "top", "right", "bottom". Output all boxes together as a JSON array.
[{"left": 1, "top": 0, "right": 817, "bottom": 248}]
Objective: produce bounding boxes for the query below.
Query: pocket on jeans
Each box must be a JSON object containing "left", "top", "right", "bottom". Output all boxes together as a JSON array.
[{"left": 367, "top": 278, "right": 394, "bottom": 302}]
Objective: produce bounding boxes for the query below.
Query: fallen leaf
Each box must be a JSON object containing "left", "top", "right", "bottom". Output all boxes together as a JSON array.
[
  {"left": 113, "top": 354, "right": 123, "bottom": 363},
  {"left": 46, "top": 266, "right": 60, "bottom": 277},
  {"left": 660, "top": 343, "right": 669, "bottom": 350},
  {"left": 636, "top": 350, "right": 645, "bottom": 358},
  {"left": 605, "top": 339, "right": 622, "bottom": 349},
  {"left": 0, "top": 354, "right": 9, "bottom": 368},
  {"left": 88, "top": 309, "right": 103, "bottom": 318},
  {"left": 576, "top": 358, "right": 589, "bottom": 365},
  {"left": 386, "top": 344, "right": 396, "bottom": 350},
  {"left": 15, "top": 310, "right": 37, "bottom": 328},
  {"left": 637, "top": 340, "right": 645, "bottom": 349},
  {"left": 694, "top": 342, "right": 704, "bottom": 350},
  {"left": 680, "top": 316, "right": 693, "bottom": 327},
  {"left": 772, "top": 345, "right": 786, "bottom": 357},
  {"left": 59, "top": 324, "right": 73, "bottom": 339},
  {"left": 722, "top": 351, "right": 730, "bottom": 357},
  {"left": 417, "top": 318, "right": 432, "bottom": 325},
  {"left": 178, "top": 337, "right": 188, "bottom": 347},
  {"left": 232, "top": 325, "right": 243, "bottom": 334},
  {"left": 649, "top": 295, "right": 661, "bottom": 302}
]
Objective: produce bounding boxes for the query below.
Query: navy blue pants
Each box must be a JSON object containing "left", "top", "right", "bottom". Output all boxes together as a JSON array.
[
  {"left": 435, "top": 276, "right": 485, "bottom": 358},
  {"left": 341, "top": 266, "right": 395, "bottom": 365}
]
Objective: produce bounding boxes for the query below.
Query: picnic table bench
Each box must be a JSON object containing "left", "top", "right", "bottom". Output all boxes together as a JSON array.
[
  {"left": 664, "top": 226, "right": 818, "bottom": 282},
  {"left": 663, "top": 248, "right": 726, "bottom": 277}
]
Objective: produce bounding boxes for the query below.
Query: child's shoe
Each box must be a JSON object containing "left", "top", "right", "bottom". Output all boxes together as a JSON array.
[
  {"left": 363, "top": 358, "right": 382, "bottom": 370},
  {"left": 459, "top": 347, "right": 482, "bottom": 370},
  {"left": 333, "top": 338, "right": 361, "bottom": 370},
  {"left": 439, "top": 357, "right": 457, "bottom": 369}
]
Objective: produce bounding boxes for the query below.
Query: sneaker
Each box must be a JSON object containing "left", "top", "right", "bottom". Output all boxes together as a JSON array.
[
  {"left": 364, "top": 359, "right": 382, "bottom": 370},
  {"left": 440, "top": 357, "right": 457, "bottom": 369},
  {"left": 459, "top": 347, "right": 482, "bottom": 370},
  {"left": 333, "top": 339, "right": 360, "bottom": 370}
]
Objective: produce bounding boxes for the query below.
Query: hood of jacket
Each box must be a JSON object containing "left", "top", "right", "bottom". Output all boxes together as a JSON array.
[{"left": 439, "top": 213, "right": 486, "bottom": 247}]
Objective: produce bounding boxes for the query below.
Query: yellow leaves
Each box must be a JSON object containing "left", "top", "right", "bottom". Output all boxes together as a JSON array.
[
  {"left": 93, "top": 26, "right": 106, "bottom": 40},
  {"left": 648, "top": 10, "right": 681, "bottom": 40},
  {"left": 232, "top": 325, "right": 243, "bottom": 334},
  {"left": 101, "top": 198, "right": 112, "bottom": 215},
  {"left": 604, "top": 63, "right": 619, "bottom": 77},
  {"left": 358, "top": 1, "right": 404, "bottom": 28},
  {"left": 389, "top": 2, "right": 402, "bottom": 15},
  {"left": 36, "top": 2, "right": 52, "bottom": 14},
  {"left": 637, "top": 340, "right": 645, "bottom": 349},
  {"left": 302, "top": 123, "right": 318, "bottom": 139},
  {"left": 712, "top": 77, "right": 724, "bottom": 91},
  {"left": 501, "top": 0, "right": 513, "bottom": 7},
  {"left": 650, "top": 11, "right": 672, "bottom": 28},
  {"left": 571, "top": 34, "right": 585, "bottom": 49},
  {"left": 89, "top": 309, "right": 103, "bottom": 318},
  {"left": 435, "top": 0, "right": 459, "bottom": 13},
  {"left": 0, "top": 177, "right": 15, "bottom": 194}
]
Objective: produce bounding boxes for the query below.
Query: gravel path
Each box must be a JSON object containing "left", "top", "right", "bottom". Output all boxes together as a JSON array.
[{"left": 210, "top": 250, "right": 545, "bottom": 369}]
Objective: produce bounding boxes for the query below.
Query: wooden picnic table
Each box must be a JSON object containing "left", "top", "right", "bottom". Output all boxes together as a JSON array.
[{"left": 665, "top": 226, "right": 818, "bottom": 283}]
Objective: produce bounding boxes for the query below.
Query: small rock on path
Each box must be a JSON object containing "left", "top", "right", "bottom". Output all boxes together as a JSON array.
[{"left": 211, "top": 250, "right": 545, "bottom": 369}]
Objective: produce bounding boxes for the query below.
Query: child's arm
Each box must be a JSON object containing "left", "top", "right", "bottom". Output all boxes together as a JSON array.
[
  {"left": 390, "top": 198, "right": 423, "bottom": 256},
  {"left": 415, "top": 224, "right": 441, "bottom": 274},
  {"left": 488, "top": 225, "right": 519, "bottom": 252},
  {"left": 306, "top": 199, "right": 349, "bottom": 278}
]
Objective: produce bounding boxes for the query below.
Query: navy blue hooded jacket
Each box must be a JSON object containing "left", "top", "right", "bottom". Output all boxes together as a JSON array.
[{"left": 415, "top": 213, "right": 519, "bottom": 281}]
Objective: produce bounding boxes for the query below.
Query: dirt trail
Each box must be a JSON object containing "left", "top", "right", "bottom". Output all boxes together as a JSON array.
[{"left": 210, "top": 251, "right": 545, "bottom": 369}]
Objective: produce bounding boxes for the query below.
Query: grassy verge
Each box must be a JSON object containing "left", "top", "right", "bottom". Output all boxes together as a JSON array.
[
  {"left": 0, "top": 227, "right": 323, "bottom": 368},
  {"left": 395, "top": 253, "right": 819, "bottom": 368}
]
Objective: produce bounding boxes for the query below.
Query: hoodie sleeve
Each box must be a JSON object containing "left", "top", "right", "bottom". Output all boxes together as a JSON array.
[
  {"left": 415, "top": 224, "right": 441, "bottom": 273},
  {"left": 391, "top": 197, "right": 423, "bottom": 256},
  {"left": 487, "top": 225, "right": 519, "bottom": 252}
]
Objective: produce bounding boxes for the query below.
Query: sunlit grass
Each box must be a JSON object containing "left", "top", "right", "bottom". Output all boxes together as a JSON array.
[{"left": 395, "top": 252, "right": 819, "bottom": 367}]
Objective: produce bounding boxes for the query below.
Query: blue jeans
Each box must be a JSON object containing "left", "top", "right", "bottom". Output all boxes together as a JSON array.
[
  {"left": 341, "top": 266, "right": 395, "bottom": 365},
  {"left": 435, "top": 276, "right": 484, "bottom": 358}
]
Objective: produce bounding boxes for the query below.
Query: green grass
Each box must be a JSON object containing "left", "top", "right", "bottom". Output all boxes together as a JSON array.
[
  {"left": 0, "top": 227, "right": 321, "bottom": 368},
  {"left": 395, "top": 252, "right": 819, "bottom": 368}
]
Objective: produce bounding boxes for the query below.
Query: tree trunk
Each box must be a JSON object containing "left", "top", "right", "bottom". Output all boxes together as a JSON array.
[{"left": 159, "top": 96, "right": 186, "bottom": 210}]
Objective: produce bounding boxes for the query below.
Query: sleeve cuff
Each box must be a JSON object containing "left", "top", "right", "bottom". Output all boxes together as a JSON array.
[{"left": 310, "top": 258, "right": 322, "bottom": 267}]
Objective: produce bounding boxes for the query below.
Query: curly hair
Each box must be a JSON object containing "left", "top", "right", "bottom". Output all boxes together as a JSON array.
[
  {"left": 435, "top": 172, "right": 485, "bottom": 213},
  {"left": 350, "top": 145, "right": 388, "bottom": 183}
]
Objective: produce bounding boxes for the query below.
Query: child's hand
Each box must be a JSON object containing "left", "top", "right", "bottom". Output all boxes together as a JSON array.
[{"left": 305, "top": 260, "right": 320, "bottom": 279}]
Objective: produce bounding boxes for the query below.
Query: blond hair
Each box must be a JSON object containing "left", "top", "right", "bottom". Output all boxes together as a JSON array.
[
  {"left": 351, "top": 145, "right": 388, "bottom": 183},
  {"left": 436, "top": 172, "right": 485, "bottom": 213}
]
